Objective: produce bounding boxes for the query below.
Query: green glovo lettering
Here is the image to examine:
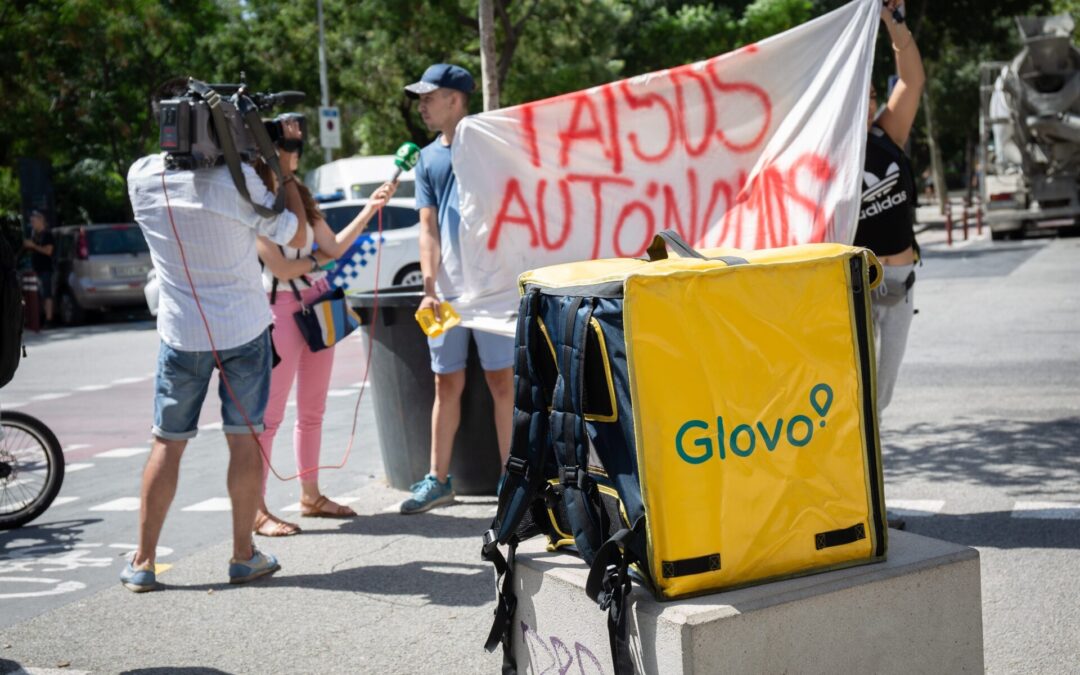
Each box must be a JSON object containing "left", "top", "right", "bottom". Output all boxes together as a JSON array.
[
  {"left": 730, "top": 423, "right": 756, "bottom": 457},
  {"left": 675, "top": 419, "right": 712, "bottom": 464},
  {"left": 674, "top": 383, "right": 832, "bottom": 464}
]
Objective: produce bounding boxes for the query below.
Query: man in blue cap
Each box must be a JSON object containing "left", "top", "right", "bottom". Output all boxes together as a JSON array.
[{"left": 400, "top": 64, "right": 514, "bottom": 514}]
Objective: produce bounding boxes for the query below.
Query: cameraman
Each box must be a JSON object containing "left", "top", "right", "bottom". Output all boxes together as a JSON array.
[{"left": 120, "top": 78, "right": 310, "bottom": 592}]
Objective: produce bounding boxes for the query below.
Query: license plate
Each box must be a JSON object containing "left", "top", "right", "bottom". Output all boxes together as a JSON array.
[{"left": 113, "top": 264, "right": 148, "bottom": 278}]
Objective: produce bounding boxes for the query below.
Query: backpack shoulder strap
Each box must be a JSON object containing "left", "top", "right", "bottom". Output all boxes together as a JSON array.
[
  {"left": 549, "top": 295, "right": 605, "bottom": 564},
  {"left": 585, "top": 517, "right": 649, "bottom": 675},
  {"left": 482, "top": 289, "right": 560, "bottom": 667}
]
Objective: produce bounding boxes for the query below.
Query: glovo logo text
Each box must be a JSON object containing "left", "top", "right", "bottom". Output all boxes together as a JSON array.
[{"left": 675, "top": 384, "right": 834, "bottom": 464}]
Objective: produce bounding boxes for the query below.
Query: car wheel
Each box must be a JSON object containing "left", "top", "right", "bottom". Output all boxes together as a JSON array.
[
  {"left": 59, "top": 290, "right": 85, "bottom": 325},
  {"left": 393, "top": 264, "right": 423, "bottom": 288}
]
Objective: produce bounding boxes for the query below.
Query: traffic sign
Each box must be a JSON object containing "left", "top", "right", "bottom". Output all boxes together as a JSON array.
[{"left": 319, "top": 106, "right": 341, "bottom": 149}]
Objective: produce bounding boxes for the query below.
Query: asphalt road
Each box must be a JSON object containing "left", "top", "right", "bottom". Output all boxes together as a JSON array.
[
  {"left": 1, "top": 227, "right": 1078, "bottom": 673},
  {"left": 0, "top": 319, "right": 383, "bottom": 627}
]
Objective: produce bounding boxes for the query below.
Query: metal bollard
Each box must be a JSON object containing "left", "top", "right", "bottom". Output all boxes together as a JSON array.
[
  {"left": 976, "top": 204, "right": 983, "bottom": 236},
  {"left": 20, "top": 272, "right": 41, "bottom": 332},
  {"left": 945, "top": 200, "right": 953, "bottom": 246},
  {"left": 962, "top": 203, "right": 970, "bottom": 241}
]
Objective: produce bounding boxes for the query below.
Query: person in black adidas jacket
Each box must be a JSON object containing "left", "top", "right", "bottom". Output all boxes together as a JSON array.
[{"left": 853, "top": 0, "right": 925, "bottom": 413}]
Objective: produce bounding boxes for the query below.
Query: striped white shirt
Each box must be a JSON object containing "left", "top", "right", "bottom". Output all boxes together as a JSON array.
[
  {"left": 128, "top": 153, "right": 298, "bottom": 351},
  {"left": 261, "top": 223, "right": 327, "bottom": 295}
]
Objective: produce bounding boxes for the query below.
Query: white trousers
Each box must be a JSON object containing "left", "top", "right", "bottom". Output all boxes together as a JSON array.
[{"left": 871, "top": 263, "right": 916, "bottom": 413}]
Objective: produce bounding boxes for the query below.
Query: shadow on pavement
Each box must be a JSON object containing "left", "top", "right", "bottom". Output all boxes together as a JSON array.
[
  {"left": 916, "top": 239, "right": 1046, "bottom": 279},
  {"left": 164, "top": 559, "right": 495, "bottom": 606},
  {"left": 882, "top": 416, "right": 1080, "bottom": 497},
  {"left": 903, "top": 511, "right": 1080, "bottom": 550},
  {"left": 119, "top": 669, "right": 235, "bottom": 675},
  {"left": 0, "top": 518, "right": 104, "bottom": 558},
  {"left": 269, "top": 559, "right": 494, "bottom": 605},
  {"left": 287, "top": 510, "right": 493, "bottom": 540}
]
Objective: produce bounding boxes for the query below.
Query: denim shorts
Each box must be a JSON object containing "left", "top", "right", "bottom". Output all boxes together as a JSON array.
[
  {"left": 428, "top": 326, "right": 515, "bottom": 374},
  {"left": 36, "top": 269, "right": 52, "bottom": 300},
  {"left": 152, "top": 328, "right": 273, "bottom": 440}
]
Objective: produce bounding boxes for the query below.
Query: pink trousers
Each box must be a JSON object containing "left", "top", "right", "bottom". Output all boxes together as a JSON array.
[{"left": 259, "top": 279, "right": 336, "bottom": 492}]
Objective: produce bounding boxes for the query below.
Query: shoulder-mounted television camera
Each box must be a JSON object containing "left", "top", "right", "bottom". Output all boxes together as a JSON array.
[
  {"left": 157, "top": 77, "right": 307, "bottom": 217},
  {"left": 158, "top": 78, "right": 307, "bottom": 171}
]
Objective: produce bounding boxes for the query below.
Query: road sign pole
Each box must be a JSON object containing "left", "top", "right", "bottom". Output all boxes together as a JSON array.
[{"left": 317, "top": 0, "right": 332, "bottom": 163}]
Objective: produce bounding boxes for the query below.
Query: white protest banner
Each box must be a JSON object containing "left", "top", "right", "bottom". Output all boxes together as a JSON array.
[{"left": 453, "top": 0, "right": 880, "bottom": 334}]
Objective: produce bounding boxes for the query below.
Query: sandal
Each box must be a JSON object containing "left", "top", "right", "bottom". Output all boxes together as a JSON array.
[
  {"left": 300, "top": 495, "right": 357, "bottom": 519},
  {"left": 254, "top": 512, "right": 301, "bottom": 537}
]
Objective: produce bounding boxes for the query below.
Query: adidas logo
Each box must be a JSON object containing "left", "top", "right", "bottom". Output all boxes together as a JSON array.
[
  {"left": 860, "top": 190, "right": 908, "bottom": 219},
  {"left": 862, "top": 162, "right": 900, "bottom": 203}
]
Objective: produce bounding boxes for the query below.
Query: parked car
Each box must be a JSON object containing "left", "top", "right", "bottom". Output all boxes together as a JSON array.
[
  {"left": 319, "top": 195, "right": 422, "bottom": 291},
  {"left": 307, "top": 155, "right": 421, "bottom": 292},
  {"left": 144, "top": 267, "right": 159, "bottom": 317},
  {"left": 53, "top": 223, "right": 153, "bottom": 324},
  {"left": 306, "top": 154, "right": 416, "bottom": 202},
  {"left": 142, "top": 196, "right": 422, "bottom": 319},
  {"left": 142, "top": 154, "right": 422, "bottom": 318}
]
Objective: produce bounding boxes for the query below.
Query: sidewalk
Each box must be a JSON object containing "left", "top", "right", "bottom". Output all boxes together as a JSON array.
[{"left": 0, "top": 481, "right": 505, "bottom": 674}]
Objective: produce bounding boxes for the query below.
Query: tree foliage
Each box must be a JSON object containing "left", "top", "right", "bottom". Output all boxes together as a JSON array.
[{"left": 1, "top": 0, "right": 1072, "bottom": 221}]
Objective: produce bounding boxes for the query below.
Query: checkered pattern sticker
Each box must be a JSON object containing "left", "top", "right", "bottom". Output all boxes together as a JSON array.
[{"left": 330, "top": 234, "right": 384, "bottom": 292}]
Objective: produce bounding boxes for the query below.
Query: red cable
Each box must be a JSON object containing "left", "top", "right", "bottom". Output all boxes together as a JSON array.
[{"left": 160, "top": 171, "right": 381, "bottom": 481}]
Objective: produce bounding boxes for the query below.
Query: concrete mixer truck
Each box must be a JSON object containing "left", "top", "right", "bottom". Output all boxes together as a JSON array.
[{"left": 978, "top": 15, "right": 1080, "bottom": 239}]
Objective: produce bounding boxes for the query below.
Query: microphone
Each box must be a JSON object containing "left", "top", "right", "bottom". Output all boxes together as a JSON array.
[{"left": 391, "top": 142, "right": 421, "bottom": 182}]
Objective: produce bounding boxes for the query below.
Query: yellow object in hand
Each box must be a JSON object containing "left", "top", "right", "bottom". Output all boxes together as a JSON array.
[{"left": 414, "top": 302, "right": 462, "bottom": 338}]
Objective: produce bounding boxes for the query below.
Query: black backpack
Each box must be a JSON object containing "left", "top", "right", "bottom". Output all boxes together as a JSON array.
[{"left": 0, "top": 232, "right": 25, "bottom": 388}]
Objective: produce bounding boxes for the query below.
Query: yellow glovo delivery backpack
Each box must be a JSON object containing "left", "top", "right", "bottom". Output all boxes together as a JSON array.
[{"left": 482, "top": 230, "right": 888, "bottom": 674}]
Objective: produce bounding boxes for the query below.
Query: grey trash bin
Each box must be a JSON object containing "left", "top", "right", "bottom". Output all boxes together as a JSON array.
[{"left": 349, "top": 285, "right": 502, "bottom": 495}]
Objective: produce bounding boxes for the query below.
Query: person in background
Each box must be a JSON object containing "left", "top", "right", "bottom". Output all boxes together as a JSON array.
[
  {"left": 399, "top": 63, "right": 514, "bottom": 514},
  {"left": 855, "top": 0, "right": 925, "bottom": 531},
  {"left": 251, "top": 151, "right": 396, "bottom": 537},
  {"left": 855, "top": 0, "right": 925, "bottom": 414},
  {"left": 23, "top": 210, "right": 54, "bottom": 326}
]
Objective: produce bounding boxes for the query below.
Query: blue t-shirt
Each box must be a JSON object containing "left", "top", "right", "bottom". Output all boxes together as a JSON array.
[{"left": 414, "top": 137, "right": 464, "bottom": 298}]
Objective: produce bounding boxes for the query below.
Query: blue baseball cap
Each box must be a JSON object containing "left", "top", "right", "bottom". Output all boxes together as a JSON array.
[{"left": 404, "top": 64, "right": 475, "bottom": 99}]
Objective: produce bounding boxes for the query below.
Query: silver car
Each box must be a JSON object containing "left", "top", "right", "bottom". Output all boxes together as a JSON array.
[{"left": 53, "top": 223, "right": 153, "bottom": 324}]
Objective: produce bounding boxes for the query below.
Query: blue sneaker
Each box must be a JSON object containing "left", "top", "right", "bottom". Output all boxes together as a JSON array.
[
  {"left": 120, "top": 559, "right": 157, "bottom": 593},
  {"left": 228, "top": 546, "right": 280, "bottom": 585},
  {"left": 400, "top": 474, "right": 455, "bottom": 514}
]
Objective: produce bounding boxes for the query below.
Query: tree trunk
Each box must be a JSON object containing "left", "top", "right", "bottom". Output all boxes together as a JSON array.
[
  {"left": 479, "top": 0, "right": 499, "bottom": 112},
  {"left": 922, "top": 90, "right": 948, "bottom": 214}
]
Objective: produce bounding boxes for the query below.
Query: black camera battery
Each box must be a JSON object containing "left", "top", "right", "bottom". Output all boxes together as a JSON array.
[{"left": 159, "top": 100, "right": 191, "bottom": 154}]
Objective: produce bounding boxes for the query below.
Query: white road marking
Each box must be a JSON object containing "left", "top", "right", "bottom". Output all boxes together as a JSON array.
[
  {"left": 198, "top": 421, "right": 223, "bottom": 431},
  {"left": 887, "top": 499, "right": 945, "bottom": 516},
  {"left": 65, "top": 463, "right": 94, "bottom": 473},
  {"left": 64, "top": 443, "right": 92, "bottom": 451},
  {"left": 95, "top": 447, "right": 149, "bottom": 458},
  {"left": 3, "top": 401, "right": 26, "bottom": 409},
  {"left": 327, "top": 389, "right": 357, "bottom": 397},
  {"left": 13, "top": 667, "right": 92, "bottom": 674},
  {"left": 50, "top": 497, "right": 80, "bottom": 507},
  {"left": 0, "top": 577, "right": 87, "bottom": 600},
  {"left": 349, "top": 381, "right": 372, "bottom": 389},
  {"left": 182, "top": 498, "right": 232, "bottom": 512},
  {"left": 75, "top": 384, "right": 109, "bottom": 392},
  {"left": 1011, "top": 501, "right": 1080, "bottom": 520},
  {"left": 88, "top": 497, "right": 141, "bottom": 511},
  {"left": 111, "top": 377, "right": 147, "bottom": 385},
  {"left": 108, "top": 544, "right": 173, "bottom": 557},
  {"left": 30, "top": 393, "right": 68, "bottom": 401}
]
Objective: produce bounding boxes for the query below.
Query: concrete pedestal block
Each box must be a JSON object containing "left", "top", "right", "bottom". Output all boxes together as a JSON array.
[{"left": 511, "top": 530, "right": 983, "bottom": 674}]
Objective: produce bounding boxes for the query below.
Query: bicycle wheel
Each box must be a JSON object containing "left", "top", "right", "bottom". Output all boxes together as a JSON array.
[{"left": 0, "top": 410, "right": 65, "bottom": 529}]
